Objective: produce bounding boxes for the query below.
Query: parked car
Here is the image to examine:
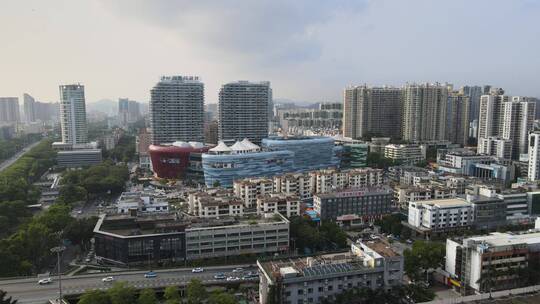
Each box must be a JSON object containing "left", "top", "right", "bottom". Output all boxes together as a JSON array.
[
  {"left": 102, "top": 276, "right": 114, "bottom": 282},
  {"left": 38, "top": 278, "right": 52, "bottom": 285},
  {"left": 144, "top": 271, "right": 157, "bottom": 278},
  {"left": 192, "top": 267, "right": 204, "bottom": 273}
]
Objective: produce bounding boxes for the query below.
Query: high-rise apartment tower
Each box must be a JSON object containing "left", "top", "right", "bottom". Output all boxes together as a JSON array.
[
  {"left": 343, "top": 86, "right": 402, "bottom": 139},
  {"left": 218, "top": 81, "right": 271, "bottom": 144},
  {"left": 149, "top": 76, "right": 204, "bottom": 145},
  {"left": 59, "top": 84, "right": 87, "bottom": 144},
  {"left": 401, "top": 83, "right": 448, "bottom": 142}
]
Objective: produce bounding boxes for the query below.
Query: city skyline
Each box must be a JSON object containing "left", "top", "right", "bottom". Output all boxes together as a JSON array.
[{"left": 1, "top": 1, "right": 539, "bottom": 104}]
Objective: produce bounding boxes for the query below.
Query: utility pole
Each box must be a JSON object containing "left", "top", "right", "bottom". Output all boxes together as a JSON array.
[{"left": 50, "top": 246, "right": 66, "bottom": 304}]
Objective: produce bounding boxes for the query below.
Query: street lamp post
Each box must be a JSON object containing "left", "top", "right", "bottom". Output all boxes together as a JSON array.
[{"left": 50, "top": 246, "right": 66, "bottom": 304}]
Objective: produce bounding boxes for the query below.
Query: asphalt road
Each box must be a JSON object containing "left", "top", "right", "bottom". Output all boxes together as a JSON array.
[
  {"left": 0, "top": 140, "right": 42, "bottom": 173},
  {"left": 0, "top": 264, "right": 258, "bottom": 304}
]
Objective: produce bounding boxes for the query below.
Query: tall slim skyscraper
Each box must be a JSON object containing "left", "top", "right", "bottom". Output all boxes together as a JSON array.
[
  {"left": 528, "top": 132, "right": 540, "bottom": 181},
  {"left": 401, "top": 83, "right": 448, "bottom": 142},
  {"left": 342, "top": 85, "right": 402, "bottom": 139},
  {"left": 459, "top": 85, "right": 483, "bottom": 124},
  {"left": 118, "top": 98, "right": 140, "bottom": 126},
  {"left": 218, "top": 81, "right": 271, "bottom": 144},
  {"left": 446, "top": 92, "right": 470, "bottom": 146},
  {"left": 503, "top": 97, "right": 536, "bottom": 157},
  {"left": 0, "top": 97, "right": 20, "bottom": 124},
  {"left": 478, "top": 90, "right": 535, "bottom": 159},
  {"left": 23, "top": 93, "right": 36, "bottom": 123},
  {"left": 150, "top": 76, "right": 204, "bottom": 145},
  {"left": 59, "top": 84, "right": 88, "bottom": 145}
]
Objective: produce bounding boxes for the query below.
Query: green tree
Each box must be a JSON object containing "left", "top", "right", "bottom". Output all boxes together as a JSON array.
[
  {"left": 137, "top": 288, "right": 157, "bottom": 304},
  {"left": 64, "top": 217, "right": 98, "bottom": 250},
  {"left": 0, "top": 289, "right": 18, "bottom": 304},
  {"left": 208, "top": 291, "right": 236, "bottom": 304},
  {"left": 212, "top": 180, "right": 221, "bottom": 188},
  {"left": 107, "top": 282, "right": 136, "bottom": 304},
  {"left": 78, "top": 289, "right": 110, "bottom": 304},
  {"left": 163, "top": 286, "right": 181, "bottom": 304},
  {"left": 186, "top": 279, "right": 207, "bottom": 304},
  {"left": 404, "top": 241, "right": 445, "bottom": 283}
]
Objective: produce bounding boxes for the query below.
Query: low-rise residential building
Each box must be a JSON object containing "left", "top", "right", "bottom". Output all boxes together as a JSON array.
[
  {"left": 313, "top": 186, "right": 393, "bottom": 223},
  {"left": 395, "top": 185, "right": 457, "bottom": 210},
  {"left": 233, "top": 177, "right": 274, "bottom": 208},
  {"left": 258, "top": 238, "right": 403, "bottom": 304},
  {"left": 188, "top": 189, "right": 244, "bottom": 218},
  {"left": 256, "top": 193, "right": 301, "bottom": 217},
  {"left": 384, "top": 144, "right": 426, "bottom": 165},
  {"left": 477, "top": 137, "right": 513, "bottom": 159},
  {"left": 446, "top": 230, "right": 540, "bottom": 294},
  {"left": 273, "top": 172, "right": 314, "bottom": 200}
]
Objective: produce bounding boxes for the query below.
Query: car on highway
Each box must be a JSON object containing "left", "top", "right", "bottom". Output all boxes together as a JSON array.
[
  {"left": 242, "top": 273, "right": 259, "bottom": 280},
  {"left": 192, "top": 267, "right": 204, "bottom": 273},
  {"left": 213, "top": 273, "right": 226, "bottom": 280},
  {"left": 38, "top": 278, "right": 53, "bottom": 285},
  {"left": 144, "top": 271, "right": 157, "bottom": 278},
  {"left": 232, "top": 267, "right": 244, "bottom": 273},
  {"left": 226, "top": 276, "right": 240, "bottom": 281},
  {"left": 102, "top": 276, "right": 114, "bottom": 282}
]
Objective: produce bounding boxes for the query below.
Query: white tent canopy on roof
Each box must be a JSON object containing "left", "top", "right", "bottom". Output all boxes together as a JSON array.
[
  {"left": 241, "top": 138, "right": 260, "bottom": 150},
  {"left": 209, "top": 141, "right": 232, "bottom": 154}
]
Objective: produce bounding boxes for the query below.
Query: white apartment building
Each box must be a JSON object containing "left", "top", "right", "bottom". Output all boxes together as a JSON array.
[
  {"left": 150, "top": 76, "right": 204, "bottom": 144},
  {"left": 188, "top": 189, "right": 244, "bottom": 218},
  {"left": 59, "top": 84, "right": 87, "bottom": 145},
  {"left": 408, "top": 198, "right": 473, "bottom": 231},
  {"left": 395, "top": 185, "right": 457, "bottom": 210},
  {"left": 478, "top": 92, "right": 535, "bottom": 159},
  {"left": 256, "top": 193, "right": 301, "bottom": 218},
  {"left": 310, "top": 169, "right": 348, "bottom": 194},
  {"left": 233, "top": 177, "right": 274, "bottom": 208},
  {"left": 528, "top": 131, "right": 540, "bottom": 181},
  {"left": 477, "top": 137, "right": 512, "bottom": 159},
  {"left": 273, "top": 172, "right": 314, "bottom": 200},
  {"left": 384, "top": 144, "right": 426, "bottom": 165},
  {"left": 348, "top": 168, "right": 384, "bottom": 188}
]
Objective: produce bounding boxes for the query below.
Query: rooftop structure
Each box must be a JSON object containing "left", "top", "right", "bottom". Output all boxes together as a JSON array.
[{"left": 258, "top": 239, "right": 402, "bottom": 304}]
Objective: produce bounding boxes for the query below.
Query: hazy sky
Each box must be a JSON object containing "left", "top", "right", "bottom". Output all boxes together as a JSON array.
[{"left": 1, "top": 0, "right": 539, "bottom": 104}]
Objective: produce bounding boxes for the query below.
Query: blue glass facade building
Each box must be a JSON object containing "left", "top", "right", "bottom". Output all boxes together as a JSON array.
[
  {"left": 202, "top": 136, "right": 342, "bottom": 187},
  {"left": 202, "top": 150, "right": 294, "bottom": 187},
  {"left": 262, "top": 136, "right": 341, "bottom": 171}
]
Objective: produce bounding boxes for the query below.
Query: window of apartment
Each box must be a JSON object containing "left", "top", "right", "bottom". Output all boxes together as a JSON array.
[{"left": 298, "top": 289, "right": 304, "bottom": 295}]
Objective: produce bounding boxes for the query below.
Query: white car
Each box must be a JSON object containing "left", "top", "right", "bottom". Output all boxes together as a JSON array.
[
  {"left": 232, "top": 267, "right": 243, "bottom": 273},
  {"left": 102, "top": 276, "right": 114, "bottom": 282},
  {"left": 191, "top": 267, "right": 204, "bottom": 273},
  {"left": 38, "top": 278, "right": 52, "bottom": 285},
  {"left": 226, "top": 276, "right": 240, "bottom": 281}
]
